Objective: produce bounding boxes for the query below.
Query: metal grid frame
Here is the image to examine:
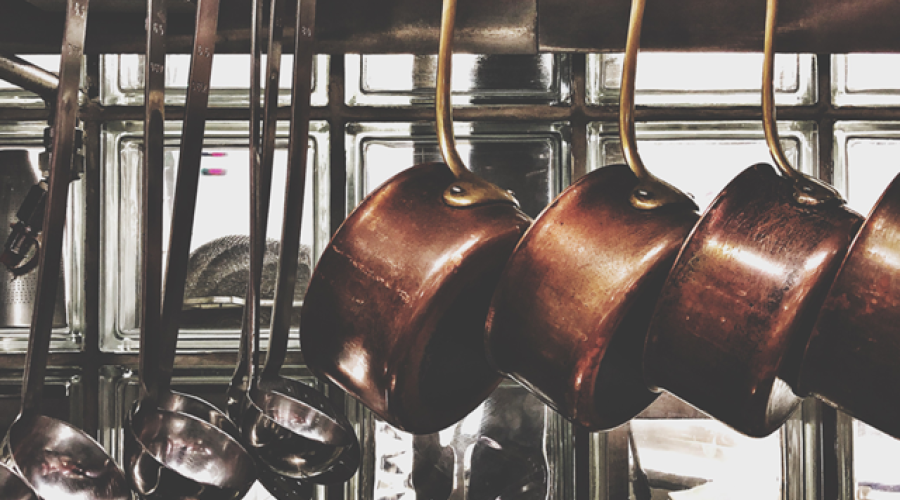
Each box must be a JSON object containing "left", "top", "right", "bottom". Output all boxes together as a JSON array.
[{"left": 0, "top": 52, "right": 883, "bottom": 499}]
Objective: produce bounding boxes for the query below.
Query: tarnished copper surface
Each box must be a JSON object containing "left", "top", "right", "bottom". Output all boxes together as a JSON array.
[
  {"left": 485, "top": 165, "right": 698, "bottom": 431},
  {"left": 798, "top": 173, "right": 900, "bottom": 439},
  {"left": 301, "top": 162, "right": 530, "bottom": 435},
  {"left": 644, "top": 164, "right": 863, "bottom": 437}
]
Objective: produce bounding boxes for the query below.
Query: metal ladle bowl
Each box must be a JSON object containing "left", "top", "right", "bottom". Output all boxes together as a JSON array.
[
  {"left": 126, "top": 401, "right": 256, "bottom": 499},
  {"left": 2, "top": 416, "right": 129, "bottom": 500},
  {"left": 242, "top": 380, "right": 358, "bottom": 482},
  {"left": 0, "top": 463, "right": 38, "bottom": 500},
  {"left": 233, "top": 0, "right": 360, "bottom": 486}
]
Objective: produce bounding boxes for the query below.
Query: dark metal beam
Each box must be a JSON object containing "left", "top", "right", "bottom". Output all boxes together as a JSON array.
[{"left": 5, "top": 0, "right": 900, "bottom": 54}]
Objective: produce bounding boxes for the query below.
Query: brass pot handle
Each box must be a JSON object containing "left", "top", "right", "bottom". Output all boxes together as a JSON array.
[
  {"left": 437, "top": 0, "right": 518, "bottom": 208},
  {"left": 621, "top": 0, "right": 697, "bottom": 211},
  {"left": 763, "top": 0, "right": 842, "bottom": 207}
]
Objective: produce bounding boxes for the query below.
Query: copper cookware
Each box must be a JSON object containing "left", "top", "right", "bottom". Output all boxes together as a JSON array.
[
  {"left": 300, "top": 0, "right": 530, "bottom": 434},
  {"left": 797, "top": 167, "right": 900, "bottom": 438},
  {"left": 483, "top": 0, "right": 698, "bottom": 431},
  {"left": 642, "top": 0, "right": 863, "bottom": 437}
]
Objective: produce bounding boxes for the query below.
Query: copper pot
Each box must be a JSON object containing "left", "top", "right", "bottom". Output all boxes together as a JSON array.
[
  {"left": 797, "top": 173, "right": 900, "bottom": 438},
  {"left": 484, "top": 0, "right": 698, "bottom": 432},
  {"left": 299, "top": 0, "right": 530, "bottom": 434},
  {"left": 642, "top": 0, "right": 863, "bottom": 437}
]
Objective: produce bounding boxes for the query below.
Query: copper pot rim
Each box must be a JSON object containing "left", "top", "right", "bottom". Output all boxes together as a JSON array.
[{"left": 643, "top": 162, "right": 861, "bottom": 436}]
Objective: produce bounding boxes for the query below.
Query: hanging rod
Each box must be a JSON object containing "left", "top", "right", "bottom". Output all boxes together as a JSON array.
[{"left": 3, "top": 0, "right": 900, "bottom": 54}]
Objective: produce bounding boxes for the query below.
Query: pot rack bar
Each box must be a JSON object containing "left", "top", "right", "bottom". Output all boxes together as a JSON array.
[{"left": 4, "top": 0, "right": 900, "bottom": 54}]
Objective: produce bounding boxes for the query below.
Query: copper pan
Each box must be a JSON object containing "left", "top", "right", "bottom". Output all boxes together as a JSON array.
[
  {"left": 299, "top": 0, "right": 530, "bottom": 434},
  {"left": 797, "top": 172, "right": 900, "bottom": 438},
  {"left": 642, "top": 0, "right": 863, "bottom": 438},
  {"left": 483, "top": 0, "right": 698, "bottom": 432}
]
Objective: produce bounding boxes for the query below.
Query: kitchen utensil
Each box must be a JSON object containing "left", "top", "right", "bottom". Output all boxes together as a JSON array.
[
  {"left": 0, "top": 149, "right": 66, "bottom": 328},
  {"left": 300, "top": 0, "right": 531, "bottom": 435},
  {"left": 0, "top": 1, "right": 131, "bottom": 499},
  {"left": 483, "top": 0, "right": 699, "bottom": 431},
  {"left": 642, "top": 0, "right": 863, "bottom": 437},
  {"left": 124, "top": 0, "right": 257, "bottom": 498},
  {"left": 0, "top": 465, "right": 38, "bottom": 500},
  {"left": 797, "top": 135, "right": 900, "bottom": 438},
  {"left": 238, "top": 0, "right": 360, "bottom": 486}
]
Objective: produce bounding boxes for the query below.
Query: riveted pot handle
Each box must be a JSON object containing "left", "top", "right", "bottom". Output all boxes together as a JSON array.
[
  {"left": 436, "top": 0, "right": 519, "bottom": 208},
  {"left": 763, "top": 0, "right": 843, "bottom": 207},
  {"left": 620, "top": 0, "right": 698, "bottom": 212}
]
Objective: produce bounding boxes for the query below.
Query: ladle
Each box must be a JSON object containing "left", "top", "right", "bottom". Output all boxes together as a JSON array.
[
  {"left": 238, "top": 0, "right": 360, "bottom": 485},
  {"left": 642, "top": 0, "right": 863, "bottom": 437},
  {"left": 0, "top": 1, "right": 131, "bottom": 499},
  {"left": 300, "top": 0, "right": 531, "bottom": 434},
  {"left": 226, "top": 0, "right": 360, "bottom": 492},
  {"left": 483, "top": 0, "right": 699, "bottom": 432},
  {"left": 123, "top": 0, "right": 257, "bottom": 498}
]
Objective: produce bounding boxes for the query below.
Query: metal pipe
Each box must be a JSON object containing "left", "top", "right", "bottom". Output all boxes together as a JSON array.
[{"left": 0, "top": 54, "right": 58, "bottom": 105}]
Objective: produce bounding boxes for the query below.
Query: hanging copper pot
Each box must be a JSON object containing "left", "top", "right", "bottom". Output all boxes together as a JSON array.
[
  {"left": 484, "top": 0, "right": 698, "bottom": 431},
  {"left": 642, "top": 0, "right": 863, "bottom": 437},
  {"left": 796, "top": 172, "right": 900, "bottom": 439},
  {"left": 299, "top": 0, "right": 530, "bottom": 435}
]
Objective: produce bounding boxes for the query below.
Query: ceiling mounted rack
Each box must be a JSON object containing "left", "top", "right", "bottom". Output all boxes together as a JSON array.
[{"left": 3, "top": 0, "right": 900, "bottom": 54}]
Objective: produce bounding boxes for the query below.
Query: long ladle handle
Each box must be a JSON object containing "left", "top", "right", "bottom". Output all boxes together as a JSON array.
[
  {"left": 20, "top": 0, "right": 88, "bottom": 417},
  {"left": 621, "top": 0, "right": 696, "bottom": 212},
  {"left": 762, "top": 0, "right": 842, "bottom": 207},
  {"left": 157, "top": 0, "right": 220, "bottom": 393},
  {"left": 261, "top": 0, "right": 316, "bottom": 378},
  {"left": 139, "top": 0, "right": 166, "bottom": 403},
  {"left": 232, "top": 0, "right": 284, "bottom": 391},
  {"left": 436, "top": 0, "right": 518, "bottom": 208}
]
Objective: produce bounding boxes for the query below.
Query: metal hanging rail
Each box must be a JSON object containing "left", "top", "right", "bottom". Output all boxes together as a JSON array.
[{"left": 4, "top": 0, "right": 900, "bottom": 54}]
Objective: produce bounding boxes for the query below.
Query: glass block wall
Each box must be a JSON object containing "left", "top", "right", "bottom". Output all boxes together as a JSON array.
[{"left": 0, "top": 51, "right": 897, "bottom": 500}]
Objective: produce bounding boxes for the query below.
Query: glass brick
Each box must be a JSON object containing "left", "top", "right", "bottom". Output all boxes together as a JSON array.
[
  {"left": 833, "top": 122, "right": 900, "bottom": 215},
  {"left": 346, "top": 122, "right": 571, "bottom": 218},
  {"left": 591, "top": 394, "right": 817, "bottom": 500},
  {"left": 100, "top": 54, "right": 329, "bottom": 107},
  {"left": 100, "top": 121, "right": 330, "bottom": 352},
  {"left": 588, "top": 121, "right": 818, "bottom": 212},
  {"left": 346, "top": 54, "right": 571, "bottom": 106},
  {"left": 587, "top": 53, "right": 816, "bottom": 106},
  {"left": 833, "top": 55, "right": 900, "bottom": 107},
  {"left": 344, "top": 381, "right": 574, "bottom": 500},
  {"left": 0, "top": 121, "right": 84, "bottom": 351}
]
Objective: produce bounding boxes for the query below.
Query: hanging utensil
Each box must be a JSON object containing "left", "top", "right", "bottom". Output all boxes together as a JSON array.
[
  {"left": 0, "top": 1, "right": 131, "bottom": 499},
  {"left": 226, "top": 0, "right": 359, "bottom": 493},
  {"left": 123, "top": 0, "right": 257, "bottom": 498},
  {"left": 239, "top": 0, "right": 360, "bottom": 486},
  {"left": 300, "top": 0, "right": 531, "bottom": 434},
  {"left": 641, "top": 0, "right": 863, "bottom": 437},
  {"left": 483, "top": 0, "right": 699, "bottom": 432},
  {"left": 226, "top": 0, "right": 280, "bottom": 430}
]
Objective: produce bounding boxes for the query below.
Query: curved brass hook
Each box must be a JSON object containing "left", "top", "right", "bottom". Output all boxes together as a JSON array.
[
  {"left": 437, "top": 0, "right": 518, "bottom": 207},
  {"left": 621, "top": 0, "right": 696, "bottom": 211},
  {"left": 763, "top": 0, "right": 842, "bottom": 206}
]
